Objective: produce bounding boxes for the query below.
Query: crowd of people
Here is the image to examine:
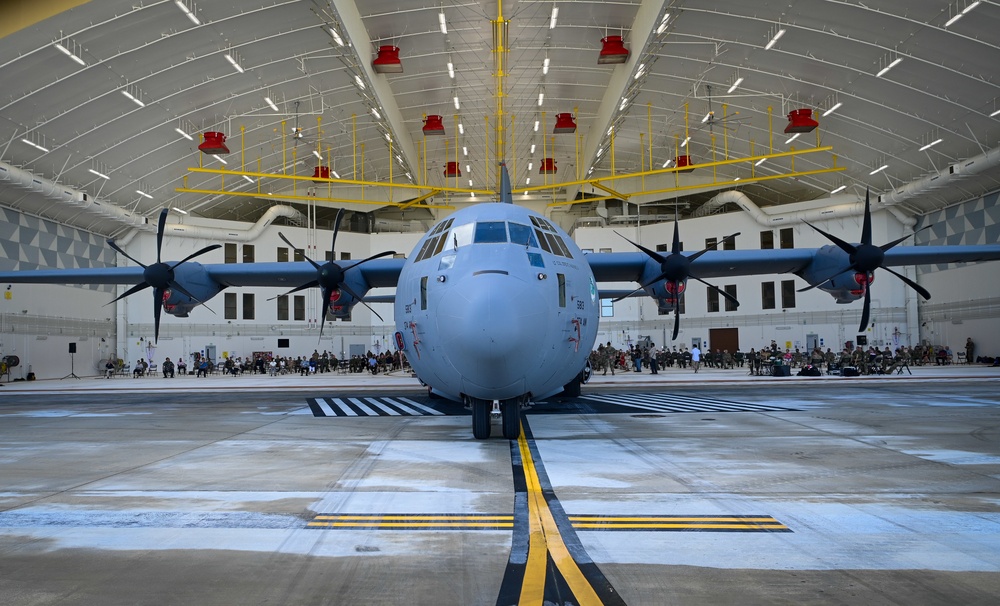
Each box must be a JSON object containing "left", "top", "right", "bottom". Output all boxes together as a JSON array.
[{"left": 105, "top": 349, "right": 409, "bottom": 378}]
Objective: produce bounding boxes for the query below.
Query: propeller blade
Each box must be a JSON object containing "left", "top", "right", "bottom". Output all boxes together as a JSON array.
[
  {"left": 692, "top": 276, "right": 740, "bottom": 308},
  {"left": 610, "top": 272, "right": 668, "bottom": 303},
  {"left": 672, "top": 296, "right": 680, "bottom": 341},
  {"left": 688, "top": 232, "right": 740, "bottom": 263},
  {"left": 614, "top": 231, "right": 667, "bottom": 264},
  {"left": 670, "top": 221, "right": 682, "bottom": 255},
  {"left": 882, "top": 266, "right": 932, "bottom": 300},
  {"left": 265, "top": 280, "right": 319, "bottom": 301},
  {"left": 330, "top": 208, "right": 345, "bottom": 257},
  {"left": 880, "top": 225, "right": 931, "bottom": 253},
  {"left": 796, "top": 265, "right": 855, "bottom": 293},
  {"left": 106, "top": 239, "right": 147, "bottom": 268},
  {"left": 860, "top": 189, "right": 872, "bottom": 246},
  {"left": 318, "top": 287, "right": 331, "bottom": 339},
  {"left": 106, "top": 281, "right": 151, "bottom": 305},
  {"left": 858, "top": 282, "right": 872, "bottom": 333},
  {"left": 278, "top": 232, "right": 320, "bottom": 270},
  {"left": 170, "top": 244, "right": 222, "bottom": 270},
  {"left": 167, "top": 280, "right": 214, "bottom": 312},
  {"left": 340, "top": 282, "right": 384, "bottom": 322},
  {"left": 153, "top": 286, "right": 164, "bottom": 342},
  {"left": 155, "top": 209, "right": 168, "bottom": 264},
  {"left": 802, "top": 221, "right": 857, "bottom": 256},
  {"left": 341, "top": 249, "right": 398, "bottom": 272}
]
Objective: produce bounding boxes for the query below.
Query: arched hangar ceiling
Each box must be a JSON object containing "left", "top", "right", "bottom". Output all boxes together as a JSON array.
[{"left": 1, "top": 0, "right": 999, "bottom": 236}]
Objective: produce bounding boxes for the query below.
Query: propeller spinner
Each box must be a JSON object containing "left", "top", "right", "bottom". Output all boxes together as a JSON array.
[
  {"left": 801, "top": 188, "right": 931, "bottom": 332},
  {"left": 614, "top": 222, "right": 740, "bottom": 340},
  {"left": 270, "top": 209, "right": 395, "bottom": 336},
  {"left": 107, "top": 208, "right": 221, "bottom": 342}
]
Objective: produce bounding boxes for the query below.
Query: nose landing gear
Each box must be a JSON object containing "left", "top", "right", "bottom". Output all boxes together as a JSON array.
[{"left": 467, "top": 394, "right": 526, "bottom": 440}]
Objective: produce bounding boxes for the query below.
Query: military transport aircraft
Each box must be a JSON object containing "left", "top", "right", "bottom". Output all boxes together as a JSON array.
[{"left": 2, "top": 166, "right": 1000, "bottom": 439}]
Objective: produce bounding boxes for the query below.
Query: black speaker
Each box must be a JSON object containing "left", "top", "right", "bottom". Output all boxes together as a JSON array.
[
  {"left": 772, "top": 365, "right": 791, "bottom": 377},
  {"left": 841, "top": 366, "right": 859, "bottom": 377},
  {"left": 68, "top": 342, "right": 77, "bottom": 354}
]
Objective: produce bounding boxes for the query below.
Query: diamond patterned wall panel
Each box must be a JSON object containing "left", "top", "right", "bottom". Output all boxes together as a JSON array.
[{"left": 916, "top": 190, "right": 1000, "bottom": 275}]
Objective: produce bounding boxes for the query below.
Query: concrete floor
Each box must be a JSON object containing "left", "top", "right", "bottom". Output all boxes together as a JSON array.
[{"left": 1, "top": 365, "right": 999, "bottom": 605}]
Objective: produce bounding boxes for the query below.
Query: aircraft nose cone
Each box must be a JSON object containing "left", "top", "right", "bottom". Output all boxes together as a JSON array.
[{"left": 437, "top": 273, "right": 546, "bottom": 393}]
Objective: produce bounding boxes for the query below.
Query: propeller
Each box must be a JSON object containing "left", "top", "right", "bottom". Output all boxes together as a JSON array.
[
  {"left": 613, "top": 222, "right": 740, "bottom": 340},
  {"left": 106, "top": 208, "right": 221, "bottom": 342},
  {"left": 270, "top": 209, "right": 395, "bottom": 335},
  {"left": 800, "top": 188, "right": 931, "bottom": 332}
]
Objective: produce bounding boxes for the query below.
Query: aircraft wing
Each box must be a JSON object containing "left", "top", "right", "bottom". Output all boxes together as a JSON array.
[
  {"left": 0, "top": 266, "right": 145, "bottom": 285},
  {"left": 200, "top": 257, "right": 405, "bottom": 288},
  {"left": 586, "top": 249, "right": 817, "bottom": 282}
]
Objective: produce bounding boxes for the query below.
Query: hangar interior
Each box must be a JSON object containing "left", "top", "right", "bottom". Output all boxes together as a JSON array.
[{"left": 1, "top": 0, "right": 999, "bottom": 379}]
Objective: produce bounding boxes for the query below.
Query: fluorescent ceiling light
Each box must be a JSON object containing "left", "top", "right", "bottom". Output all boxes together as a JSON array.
[
  {"left": 385, "top": 133, "right": 391, "bottom": 142},
  {"left": 175, "top": 128, "right": 193, "bottom": 141},
  {"left": 785, "top": 133, "right": 801, "bottom": 144},
  {"left": 371, "top": 107, "right": 381, "bottom": 119},
  {"left": 136, "top": 190, "right": 153, "bottom": 199},
  {"left": 121, "top": 90, "right": 145, "bottom": 107},
  {"left": 596, "top": 147, "right": 604, "bottom": 156},
  {"left": 468, "top": 179, "right": 473, "bottom": 186},
  {"left": 172, "top": 206, "right": 188, "bottom": 214},
  {"left": 447, "top": 62, "right": 455, "bottom": 78},
  {"left": 313, "top": 150, "right": 322, "bottom": 160},
  {"left": 265, "top": 97, "right": 279, "bottom": 112},
  {"left": 701, "top": 112, "right": 712, "bottom": 123},
  {"left": 530, "top": 144, "right": 536, "bottom": 154},
  {"left": 876, "top": 57, "right": 902, "bottom": 78},
  {"left": 89, "top": 168, "right": 110, "bottom": 180},
  {"left": 734, "top": 177, "right": 741, "bottom": 182},
  {"left": 462, "top": 146, "right": 468, "bottom": 156},
  {"left": 538, "top": 92, "right": 544, "bottom": 106},
  {"left": 619, "top": 98, "right": 628, "bottom": 111},
  {"left": 354, "top": 75, "right": 365, "bottom": 90},
  {"left": 332, "top": 171, "right": 341, "bottom": 178},
  {"left": 680, "top": 136, "right": 691, "bottom": 148},
  {"left": 329, "top": 27, "right": 344, "bottom": 46},
  {"left": 655, "top": 14, "right": 670, "bottom": 35},
  {"left": 727, "top": 77, "right": 743, "bottom": 94},
  {"left": 453, "top": 96, "right": 460, "bottom": 109},
  {"left": 830, "top": 185, "right": 847, "bottom": 194},
  {"left": 528, "top": 162, "right": 533, "bottom": 171},
  {"left": 533, "top": 121, "right": 539, "bottom": 132},
  {"left": 542, "top": 58, "right": 550, "bottom": 75},
  {"left": 465, "top": 164, "right": 471, "bottom": 172},
  {"left": 944, "top": 13, "right": 963, "bottom": 27},
  {"left": 765, "top": 28, "right": 786, "bottom": 50},
  {"left": 438, "top": 11, "right": 447, "bottom": 34},
  {"left": 963, "top": 1, "right": 982, "bottom": 13},
  {"left": 550, "top": 6, "right": 559, "bottom": 29},
  {"left": 458, "top": 123, "right": 464, "bottom": 134},
  {"left": 21, "top": 138, "right": 49, "bottom": 153},
  {"left": 869, "top": 164, "right": 889, "bottom": 175},
  {"left": 212, "top": 154, "right": 228, "bottom": 165},
  {"left": 53, "top": 42, "right": 86, "bottom": 66},
  {"left": 242, "top": 175, "right": 254, "bottom": 183},
  {"left": 634, "top": 64, "right": 646, "bottom": 80},
  {"left": 174, "top": 0, "right": 200, "bottom": 25},
  {"left": 919, "top": 138, "right": 943, "bottom": 151},
  {"left": 822, "top": 102, "right": 842, "bottom": 117},
  {"left": 224, "top": 54, "right": 244, "bottom": 74},
  {"left": 754, "top": 158, "right": 766, "bottom": 167},
  {"left": 526, "top": 177, "right": 531, "bottom": 185},
  {"left": 990, "top": 108, "right": 1000, "bottom": 118}
]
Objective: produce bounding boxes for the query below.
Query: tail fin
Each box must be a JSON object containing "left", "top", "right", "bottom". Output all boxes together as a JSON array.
[{"left": 499, "top": 163, "right": 513, "bottom": 204}]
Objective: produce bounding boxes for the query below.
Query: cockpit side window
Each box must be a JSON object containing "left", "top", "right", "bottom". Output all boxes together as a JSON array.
[
  {"left": 474, "top": 221, "right": 508, "bottom": 243},
  {"left": 508, "top": 222, "right": 538, "bottom": 248}
]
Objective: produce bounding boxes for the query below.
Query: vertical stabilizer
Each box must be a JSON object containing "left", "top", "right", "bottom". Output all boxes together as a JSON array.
[{"left": 499, "top": 163, "right": 513, "bottom": 204}]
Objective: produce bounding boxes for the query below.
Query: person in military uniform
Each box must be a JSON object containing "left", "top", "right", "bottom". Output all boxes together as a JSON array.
[{"left": 966, "top": 337, "right": 975, "bottom": 364}]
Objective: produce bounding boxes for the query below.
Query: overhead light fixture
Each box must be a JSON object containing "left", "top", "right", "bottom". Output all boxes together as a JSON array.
[
  {"left": 458, "top": 122, "right": 464, "bottom": 134},
  {"left": 328, "top": 27, "right": 344, "bottom": 46},
  {"left": 212, "top": 154, "right": 228, "bottom": 165},
  {"left": 175, "top": 127, "right": 193, "bottom": 141},
  {"left": 526, "top": 177, "right": 531, "bottom": 185},
  {"left": 754, "top": 158, "right": 767, "bottom": 167},
  {"left": 765, "top": 28, "right": 786, "bottom": 50},
  {"left": 53, "top": 41, "right": 86, "bottom": 66},
  {"left": 680, "top": 136, "right": 691, "bottom": 148},
  {"left": 655, "top": 13, "right": 670, "bottom": 35},
  {"left": 946, "top": 0, "right": 981, "bottom": 26},
  {"left": 701, "top": 111, "right": 712, "bottom": 123},
  {"left": 528, "top": 162, "right": 533, "bottom": 171},
  {"left": 550, "top": 5, "right": 559, "bottom": 29},
  {"left": 542, "top": 57, "right": 550, "bottom": 75},
  {"left": 533, "top": 120, "right": 540, "bottom": 132},
  {"left": 465, "top": 164, "right": 471, "bottom": 172},
  {"left": 876, "top": 57, "right": 902, "bottom": 78},
  {"left": 224, "top": 53, "right": 244, "bottom": 74},
  {"left": 990, "top": 108, "right": 1000, "bottom": 118},
  {"left": 468, "top": 179, "right": 473, "bottom": 186},
  {"left": 332, "top": 171, "right": 341, "bottom": 178},
  {"left": 462, "top": 146, "right": 468, "bottom": 156},
  {"left": 619, "top": 97, "right": 628, "bottom": 111},
  {"left": 453, "top": 96, "right": 460, "bottom": 109},
  {"left": 242, "top": 175, "right": 254, "bottom": 184},
  {"left": 136, "top": 190, "right": 154, "bottom": 199},
  {"left": 538, "top": 92, "right": 544, "bottom": 106},
  {"left": 172, "top": 206, "right": 189, "bottom": 214},
  {"left": 822, "top": 102, "right": 842, "bottom": 117},
  {"left": 785, "top": 133, "right": 801, "bottom": 144},
  {"left": 919, "top": 138, "right": 943, "bottom": 151},
  {"left": 830, "top": 185, "right": 847, "bottom": 194},
  {"left": 89, "top": 168, "right": 110, "bottom": 180},
  {"left": 530, "top": 143, "right": 536, "bottom": 154},
  {"left": 447, "top": 61, "right": 455, "bottom": 78},
  {"left": 121, "top": 90, "right": 145, "bottom": 107},
  {"left": 596, "top": 147, "right": 604, "bottom": 156},
  {"left": 634, "top": 63, "right": 646, "bottom": 80},
  {"left": 869, "top": 164, "right": 889, "bottom": 175},
  {"left": 727, "top": 76, "right": 743, "bottom": 94},
  {"left": 265, "top": 97, "right": 279, "bottom": 112},
  {"left": 21, "top": 138, "right": 49, "bottom": 153},
  {"left": 438, "top": 11, "right": 447, "bottom": 34},
  {"left": 734, "top": 177, "right": 741, "bottom": 182},
  {"left": 371, "top": 107, "right": 381, "bottom": 119},
  {"left": 174, "top": 0, "right": 200, "bottom": 25},
  {"left": 313, "top": 150, "right": 322, "bottom": 160},
  {"left": 385, "top": 133, "right": 391, "bottom": 142},
  {"left": 354, "top": 75, "right": 366, "bottom": 90}
]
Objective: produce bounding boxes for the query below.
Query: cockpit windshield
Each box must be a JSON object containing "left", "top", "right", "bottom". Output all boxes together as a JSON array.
[{"left": 473, "top": 221, "right": 507, "bottom": 243}]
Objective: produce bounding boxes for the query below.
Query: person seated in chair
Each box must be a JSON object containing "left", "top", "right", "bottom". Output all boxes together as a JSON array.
[
  {"left": 162, "top": 357, "right": 175, "bottom": 378},
  {"left": 177, "top": 357, "right": 187, "bottom": 375},
  {"left": 132, "top": 359, "right": 145, "bottom": 378},
  {"left": 105, "top": 359, "right": 116, "bottom": 378},
  {"left": 197, "top": 359, "right": 209, "bottom": 377}
]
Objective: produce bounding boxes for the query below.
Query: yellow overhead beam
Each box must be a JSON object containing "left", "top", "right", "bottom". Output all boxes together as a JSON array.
[
  {"left": 590, "top": 182, "right": 630, "bottom": 200},
  {"left": 174, "top": 186, "right": 455, "bottom": 210},
  {"left": 185, "top": 166, "right": 492, "bottom": 196},
  {"left": 546, "top": 166, "right": 847, "bottom": 207},
  {"left": 397, "top": 189, "right": 442, "bottom": 210}
]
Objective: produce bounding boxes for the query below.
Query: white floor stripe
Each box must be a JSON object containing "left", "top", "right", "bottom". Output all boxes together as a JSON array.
[
  {"left": 397, "top": 397, "right": 444, "bottom": 415},
  {"left": 330, "top": 398, "right": 359, "bottom": 416},
  {"left": 380, "top": 397, "right": 420, "bottom": 415},
  {"left": 363, "top": 398, "right": 401, "bottom": 416},
  {"left": 347, "top": 398, "right": 378, "bottom": 416},
  {"left": 316, "top": 399, "right": 337, "bottom": 417}
]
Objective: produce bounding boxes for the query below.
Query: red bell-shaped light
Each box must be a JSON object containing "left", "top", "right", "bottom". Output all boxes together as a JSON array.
[
  {"left": 372, "top": 45, "right": 403, "bottom": 74},
  {"left": 675, "top": 155, "right": 695, "bottom": 173},
  {"left": 422, "top": 115, "right": 446, "bottom": 136},
  {"left": 784, "top": 108, "right": 819, "bottom": 134},
  {"left": 553, "top": 113, "right": 577, "bottom": 134},
  {"left": 539, "top": 158, "right": 557, "bottom": 174},
  {"left": 598, "top": 35, "right": 630, "bottom": 64},
  {"left": 198, "top": 132, "right": 229, "bottom": 154},
  {"left": 312, "top": 166, "right": 330, "bottom": 183},
  {"left": 443, "top": 161, "right": 462, "bottom": 178}
]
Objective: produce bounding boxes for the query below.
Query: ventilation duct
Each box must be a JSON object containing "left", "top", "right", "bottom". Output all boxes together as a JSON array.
[{"left": 160, "top": 205, "right": 306, "bottom": 242}]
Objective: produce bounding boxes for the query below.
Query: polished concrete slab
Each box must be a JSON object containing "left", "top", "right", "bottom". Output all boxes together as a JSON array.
[{"left": 1, "top": 365, "right": 999, "bottom": 604}]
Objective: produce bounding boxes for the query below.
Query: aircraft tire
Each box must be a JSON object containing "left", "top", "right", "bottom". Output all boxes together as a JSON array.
[
  {"left": 561, "top": 377, "right": 582, "bottom": 398},
  {"left": 501, "top": 399, "right": 521, "bottom": 440},
  {"left": 471, "top": 398, "right": 491, "bottom": 439}
]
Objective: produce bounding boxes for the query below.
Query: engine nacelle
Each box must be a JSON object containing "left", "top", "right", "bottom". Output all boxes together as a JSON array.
[
  {"left": 797, "top": 244, "right": 874, "bottom": 303},
  {"left": 161, "top": 262, "right": 225, "bottom": 317}
]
